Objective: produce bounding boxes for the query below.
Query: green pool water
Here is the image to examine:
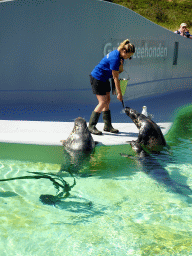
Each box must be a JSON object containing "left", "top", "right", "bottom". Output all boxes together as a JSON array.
[{"left": 0, "top": 105, "right": 192, "bottom": 256}]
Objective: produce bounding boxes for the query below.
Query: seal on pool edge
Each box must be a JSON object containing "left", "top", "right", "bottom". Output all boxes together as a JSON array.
[
  {"left": 61, "top": 117, "right": 95, "bottom": 153},
  {"left": 124, "top": 107, "right": 166, "bottom": 154}
]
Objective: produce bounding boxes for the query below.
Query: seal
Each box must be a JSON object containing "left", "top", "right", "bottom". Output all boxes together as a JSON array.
[
  {"left": 61, "top": 117, "right": 95, "bottom": 153},
  {"left": 60, "top": 117, "right": 96, "bottom": 169},
  {"left": 139, "top": 152, "right": 192, "bottom": 199},
  {"left": 124, "top": 107, "right": 166, "bottom": 154},
  {"left": 122, "top": 108, "right": 192, "bottom": 199}
]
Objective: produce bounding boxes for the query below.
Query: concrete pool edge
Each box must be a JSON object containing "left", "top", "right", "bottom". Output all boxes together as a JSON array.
[{"left": 0, "top": 120, "right": 172, "bottom": 146}]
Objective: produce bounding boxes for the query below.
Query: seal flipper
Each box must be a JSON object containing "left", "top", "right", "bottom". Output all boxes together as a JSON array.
[
  {"left": 130, "top": 141, "right": 143, "bottom": 154},
  {"left": 120, "top": 153, "right": 135, "bottom": 159},
  {"left": 60, "top": 140, "right": 66, "bottom": 146},
  {"left": 120, "top": 141, "right": 146, "bottom": 159}
]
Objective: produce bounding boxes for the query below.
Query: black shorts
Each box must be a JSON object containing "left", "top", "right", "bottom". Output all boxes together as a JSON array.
[{"left": 90, "top": 75, "right": 111, "bottom": 95}]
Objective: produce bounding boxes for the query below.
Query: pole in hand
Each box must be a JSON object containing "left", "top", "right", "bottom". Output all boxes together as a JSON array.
[{"left": 120, "top": 100, "right": 126, "bottom": 114}]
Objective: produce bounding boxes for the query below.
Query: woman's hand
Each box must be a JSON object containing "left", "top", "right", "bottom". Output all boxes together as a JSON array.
[
  {"left": 112, "top": 70, "right": 123, "bottom": 101},
  {"left": 117, "top": 92, "right": 123, "bottom": 102},
  {"left": 112, "top": 86, "right": 123, "bottom": 102}
]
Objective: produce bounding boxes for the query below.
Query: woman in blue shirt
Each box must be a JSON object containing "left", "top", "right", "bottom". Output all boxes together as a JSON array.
[{"left": 88, "top": 39, "right": 135, "bottom": 135}]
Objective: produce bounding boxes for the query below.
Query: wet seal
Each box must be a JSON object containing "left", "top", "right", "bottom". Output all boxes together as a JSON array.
[
  {"left": 122, "top": 107, "right": 192, "bottom": 200},
  {"left": 124, "top": 107, "right": 166, "bottom": 154},
  {"left": 61, "top": 117, "right": 95, "bottom": 153},
  {"left": 60, "top": 117, "right": 96, "bottom": 172}
]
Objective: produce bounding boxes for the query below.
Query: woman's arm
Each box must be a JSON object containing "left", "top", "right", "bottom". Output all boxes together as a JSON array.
[
  {"left": 112, "top": 70, "right": 122, "bottom": 102},
  {"left": 119, "top": 59, "right": 124, "bottom": 73}
]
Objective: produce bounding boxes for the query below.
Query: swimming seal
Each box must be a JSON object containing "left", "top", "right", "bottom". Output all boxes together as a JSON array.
[
  {"left": 122, "top": 107, "right": 192, "bottom": 200},
  {"left": 124, "top": 107, "right": 166, "bottom": 154}
]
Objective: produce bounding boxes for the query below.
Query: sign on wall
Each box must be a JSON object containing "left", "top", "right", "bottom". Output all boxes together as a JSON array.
[{"left": 103, "top": 39, "right": 168, "bottom": 65}]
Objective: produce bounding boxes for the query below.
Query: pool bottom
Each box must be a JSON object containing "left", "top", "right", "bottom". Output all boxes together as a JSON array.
[{"left": 0, "top": 157, "right": 192, "bottom": 256}]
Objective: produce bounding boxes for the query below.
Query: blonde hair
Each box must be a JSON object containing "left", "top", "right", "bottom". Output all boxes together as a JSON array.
[{"left": 118, "top": 39, "right": 135, "bottom": 53}]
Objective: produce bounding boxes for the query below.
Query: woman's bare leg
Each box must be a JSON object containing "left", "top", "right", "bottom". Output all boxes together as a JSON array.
[{"left": 94, "top": 94, "right": 108, "bottom": 113}]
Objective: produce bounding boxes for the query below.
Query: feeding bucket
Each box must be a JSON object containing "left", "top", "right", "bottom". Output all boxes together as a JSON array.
[{"left": 119, "top": 79, "right": 128, "bottom": 96}]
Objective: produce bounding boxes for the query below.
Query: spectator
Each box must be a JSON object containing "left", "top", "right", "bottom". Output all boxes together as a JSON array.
[{"left": 174, "top": 23, "right": 192, "bottom": 39}]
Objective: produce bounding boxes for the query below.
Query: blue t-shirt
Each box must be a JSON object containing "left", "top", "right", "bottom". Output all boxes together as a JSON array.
[{"left": 91, "top": 50, "right": 121, "bottom": 82}]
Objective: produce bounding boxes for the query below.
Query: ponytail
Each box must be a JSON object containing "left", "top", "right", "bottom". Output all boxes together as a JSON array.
[
  {"left": 118, "top": 39, "right": 130, "bottom": 51},
  {"left": 118, "top": 39, "right": 135, "bottom": 53}
]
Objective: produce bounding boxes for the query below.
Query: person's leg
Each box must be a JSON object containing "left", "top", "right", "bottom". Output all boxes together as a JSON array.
[
  {"left": 102, "top": 92, "right": 119, "bottom": 133},
  {"left": 102, "top": 92, "right": 110, "bottom": 112},
  {"left": 89, "top": 76, "right": 113, "bottom": 135},
  {"left": 94, "top": 94, "right": 108, "bottom": 113},
  {"left": 88, "top": 95, "right": 108, "bottom": 135}
]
